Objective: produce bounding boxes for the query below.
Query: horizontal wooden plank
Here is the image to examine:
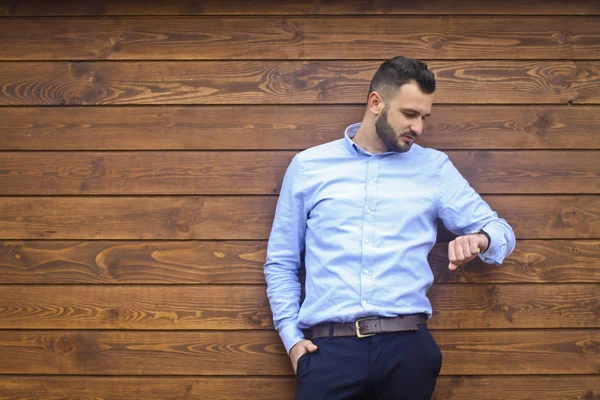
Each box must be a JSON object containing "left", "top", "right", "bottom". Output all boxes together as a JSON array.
[
  {"left": 0, "top": 240, "right": 268, "bottom": 284},
  {"left": 0, "top": 377, "right": 297, "bottom": 400},
  {"left": 0, "top": 196, "right": 598, "bottom": 240},
  {"left": 0, "top": 105, "right": 357, "bottom": 151},
  {"left": 430, "top": 284, "right": 600, "bottom": 329},
  {"left": 0, "top": 151, "right": 598, "bottom": 195},
  {"left": 0, "top": 61, "right": 598, "bottom": 105},
  {"left": 0, "top": 376, "right": 599, "bottom": 400},
  {"left": 433, "top": 376, "right": 600, "bottom": 400},
  {"left": 0, "top": 151, "right": 292, "bottom": 195},
  {"left": 2, "top": 106, "right": 599, "bottom": 151},
  {"left": 1, "top": 17, "right": 599, "bottom": 60},
  {"left": 0, "top": 285, "right": 273, "bottom": 330},
  {"left": 0, "top": 284, "right": 596, "bottom": 330},
  {"left": 1, "top": 240, "right": 598, "bottom": 284},
  {"left": 2, "top": 0, "right": 599, "bottom": 15},
  {"left": 486, "top": 196, "right": 600, "bottom": 240},
  {"left": 0, "top": 330, "right": 597, "bottom": 375},
  {"left": 447, "top": 151, "right": 600, "bottom": 194},
  {"left": 0, "top": 196, "right": 277, "bottom": 240}
]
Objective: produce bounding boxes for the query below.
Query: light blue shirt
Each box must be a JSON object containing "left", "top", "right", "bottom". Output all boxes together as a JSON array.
[{"left": 264, "top": 123, "right": 516, "bottom": 353}]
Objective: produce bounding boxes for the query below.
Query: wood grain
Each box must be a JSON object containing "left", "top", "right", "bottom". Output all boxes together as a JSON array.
[
  {"left": 0, "top": 105, "right": 358, "bottom": 150},
  {"left": 436, "top": 330, "right": 600, "bottom": 375},
  {"left": 0, "top": 376, "right": 598, "bottom": 400},
  {"left": 0, "top": 106, "right": 360, "bottom": 151},
  {"left": 428, "top": 284, "right": 600, "bottom": 329},
  {"left": 2, "top": 240, "right": 598, "bottom": 284},
  {"left": 446, "top": 151, "right": 600, "bottom": 194},
  {"left": 0, "top": 152, "right": 294, "bottom": 195},
  {"left": 0, "top": 284, "right": 596, "bottom": 330},
  {"left": 0, "top": 196, "right": 276, "bottom": 240},
  {"left": 0, "top": 377, "right": 295, "bottom": 400},
  {"left": 0, "top": 151, "right": 598, "bottom": 195},
  {"left": 0, "top": 285, "right": 273, "bottom": 330},
  {"left": 2, "top": 106, "right": 599, "bottom": 151},
  {"left": 0, "top": 330, "right": 597, "bottom": 375},
  {"left": 433, "top": 376, "right": 600, "bottom": 400},
  {"left": 0, "top": 240, "right": 268, "bottom": 284},
  {"left": 1, "top": 61, "right": 599, "bottom": 105},
  {"left": 0, "top": 196, "right": 598, "bottom": 240},
  {"left": 1, "top": 17, "right": 599, "bottom": 60},
  {"left": 2, "top": 0, "right": 599, "bottom": 15},
  {"left": 424, "top": 106, "right": 600, "bottom": 150},
  {"left": 486, "top": 196, "right": 600, "bottom": 240}
]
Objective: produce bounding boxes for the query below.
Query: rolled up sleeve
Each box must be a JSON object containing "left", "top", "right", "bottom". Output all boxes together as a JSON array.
[{"left": 436, "top": 154, "right": 516, "bottom": 265}]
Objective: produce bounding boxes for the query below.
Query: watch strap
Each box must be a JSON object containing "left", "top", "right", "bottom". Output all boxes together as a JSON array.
[{"left": 470, "top": 229, "right": 491, "bottom": 253}]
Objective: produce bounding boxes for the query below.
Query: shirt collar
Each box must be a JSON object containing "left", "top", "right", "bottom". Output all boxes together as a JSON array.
[{"left": 343, "top": 122, "right": 363, "bottom": 155}]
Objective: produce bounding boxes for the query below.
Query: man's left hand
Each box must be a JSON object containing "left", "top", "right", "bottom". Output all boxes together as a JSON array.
[{"left": 448, "top": 234, "right": 489, "bottom": 271}]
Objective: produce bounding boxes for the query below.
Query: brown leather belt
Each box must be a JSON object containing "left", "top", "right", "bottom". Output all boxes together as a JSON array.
[{"left": 309, "top": 314, "right": 428, "bottom": 339}]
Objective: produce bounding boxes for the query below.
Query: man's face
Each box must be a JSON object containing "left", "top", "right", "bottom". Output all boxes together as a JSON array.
[{"left": 374, "top": 81, "right": 433, "bottom": 153}]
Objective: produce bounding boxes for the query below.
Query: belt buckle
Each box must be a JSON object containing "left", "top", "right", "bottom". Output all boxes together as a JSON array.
[{"left": 355, "top": 317, "right": 376, "bottom": 338}]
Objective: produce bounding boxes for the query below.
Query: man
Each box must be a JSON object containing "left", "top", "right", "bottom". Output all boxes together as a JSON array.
[{"left": 264, "top": 56, "right": 516, "bottom": 399}]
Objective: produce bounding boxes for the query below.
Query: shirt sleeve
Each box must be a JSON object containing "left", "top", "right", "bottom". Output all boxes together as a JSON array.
[
  {"left": 436, "top": 154, "right": 516, "bottom": 265},
  {"left": 264, "top": 154, "right": 307, "bottom": 353}
]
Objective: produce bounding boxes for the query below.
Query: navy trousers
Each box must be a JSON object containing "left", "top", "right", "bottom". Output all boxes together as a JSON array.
[{"left": 295, "top": 324, "right": 442, "bottom": 400}]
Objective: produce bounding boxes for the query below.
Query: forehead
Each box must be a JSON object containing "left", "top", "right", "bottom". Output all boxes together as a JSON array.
[{"left": 387, "top": 81, "right": 434, "bottom": 113}]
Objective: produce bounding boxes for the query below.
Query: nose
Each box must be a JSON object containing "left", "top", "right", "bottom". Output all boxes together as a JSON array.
[{"left": 411, "top": 119, "right": 424, "bottom": 135}]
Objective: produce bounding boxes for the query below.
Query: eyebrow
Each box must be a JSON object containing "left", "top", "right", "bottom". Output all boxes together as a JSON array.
[{"left": 401, "top": 108, "right": 431, "bottom": 117}]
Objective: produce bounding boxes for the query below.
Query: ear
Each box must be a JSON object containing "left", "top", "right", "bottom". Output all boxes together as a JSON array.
[{"left": 368, "top": 92, "right": 385, "bottom": 116}]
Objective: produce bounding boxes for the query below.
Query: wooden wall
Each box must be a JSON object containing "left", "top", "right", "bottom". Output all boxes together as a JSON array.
[{"left": 0, "top": 1, "right": 599, "bottom": 398}]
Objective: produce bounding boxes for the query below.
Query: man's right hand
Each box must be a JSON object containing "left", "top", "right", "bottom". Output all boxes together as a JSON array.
[{"left": 290, "top": 339, "right": 318, "bottom": 374}]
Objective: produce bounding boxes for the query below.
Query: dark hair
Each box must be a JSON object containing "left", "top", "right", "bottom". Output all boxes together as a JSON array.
[{"left": 367, "top": 56, "right": 435, "bottom": 102}]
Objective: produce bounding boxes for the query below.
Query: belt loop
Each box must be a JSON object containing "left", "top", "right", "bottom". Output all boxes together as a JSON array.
[{"left": 328, "top": 324, "right": 333, "bottom": 339}]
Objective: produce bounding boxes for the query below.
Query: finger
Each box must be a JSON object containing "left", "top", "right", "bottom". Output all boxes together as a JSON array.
[
  {"left": 298, "top": 340, "right": 314, "bottom": 350},
  {"left": 469, "top": 236, "right": 480, "bottom": 255},
  {"left": 448, "top": 241, "right": 456, "bottom": 265},
  {"left": 307, "top": 342, "right": 318, "bottom": 352},
  {"left": 297, "top": 340, "right": 312, "bottom": 348},
  {"left": 454, "top": 240, "right": 465, "bottom": 264},
  {"left": 462, "top": 239, "right": 473, "bottom": 259},
  {"left": 448, "top": 241, "right": 459, "bottom": 270}
]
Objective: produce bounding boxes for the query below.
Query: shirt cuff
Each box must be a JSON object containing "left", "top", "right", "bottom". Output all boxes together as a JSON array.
[
  {"left": 477, "top": 224, "right": 507, "bottom": 265},
  {"left": 280, "top": 322, "right": 305, "bottom": 354}
]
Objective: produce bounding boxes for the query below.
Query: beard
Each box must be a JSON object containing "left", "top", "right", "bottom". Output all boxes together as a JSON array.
[{"left": 375, "top": 107, "right": 416, "bottom": 153}]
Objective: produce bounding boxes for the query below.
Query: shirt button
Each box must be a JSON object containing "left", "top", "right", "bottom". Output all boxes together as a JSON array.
[
  {"left": 362, "top": 300, "right": 368, "bottom": 305},
  {"left": 364, "top": 239, "right": 369, "bottom": 244},
  {"left": 369, "top": 180, "right": 375, "bottom": 184},
  {"left": 366, "top": 209, "right": 372, "bottom": 214},
  {"left": 363, "top": 269, "right": 369, "bottom": 274}
]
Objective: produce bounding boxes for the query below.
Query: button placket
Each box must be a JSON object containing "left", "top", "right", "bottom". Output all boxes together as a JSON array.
[{"left": 360, "top": 156, "right": 378, "bottom": 309}]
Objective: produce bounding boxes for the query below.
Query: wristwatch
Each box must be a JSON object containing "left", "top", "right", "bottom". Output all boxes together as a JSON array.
[{"left": 469, "top": 229, "right": 491, "bottom": 253}]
